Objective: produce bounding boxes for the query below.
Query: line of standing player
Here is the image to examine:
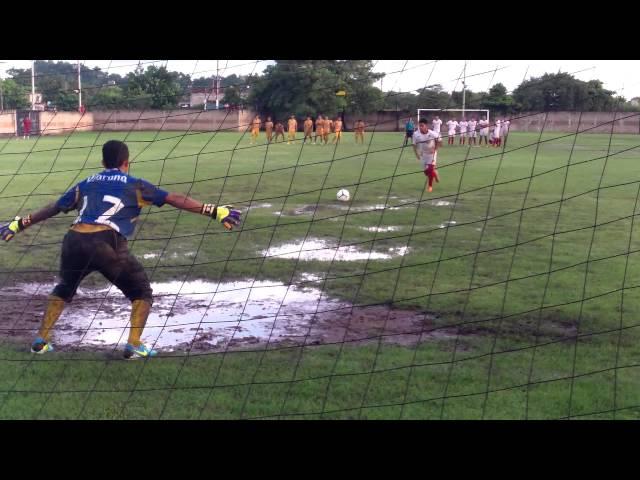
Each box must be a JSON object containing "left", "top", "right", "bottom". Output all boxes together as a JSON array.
[
  {"left": 249, "top": 115, "right": 367, "bottom": 145},
  {"left": 406, "top": 115, "right": 510, "bottom": 147}
]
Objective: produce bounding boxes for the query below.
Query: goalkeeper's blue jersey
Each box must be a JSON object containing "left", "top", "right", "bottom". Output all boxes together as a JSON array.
[{"left": 56, "top": 168, "right": 169, "bottom": 239}]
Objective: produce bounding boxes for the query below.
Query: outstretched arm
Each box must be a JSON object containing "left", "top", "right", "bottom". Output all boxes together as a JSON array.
[
  {"left": 30, "top": 202, "right": 63, "bottom": 225},
  {"left": 0, "top": 202, "right": 62, "bottom": 242},
  {"left": 165, "top": 192, "right": 205, "bottom": 214},
  {"left": 165, "top": 192, "right": 242, "bottom": 230}
]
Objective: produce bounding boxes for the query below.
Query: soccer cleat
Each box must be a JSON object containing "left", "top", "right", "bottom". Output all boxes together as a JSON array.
[
  {"left": 124, "top": 343, "right": 157, "bottom": 359},
  {"left": 31, "top": 337, "right": 54, "bottom": 354}
]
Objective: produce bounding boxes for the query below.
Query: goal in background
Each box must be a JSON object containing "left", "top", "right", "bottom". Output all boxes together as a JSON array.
[{"left": 416, "top": 108, "right": 490, "bottom": 123}]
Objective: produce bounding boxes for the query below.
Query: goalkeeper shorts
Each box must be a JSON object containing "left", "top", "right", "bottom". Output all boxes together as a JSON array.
[{"left": 52, "top": 229, "right": 153, "bottom": 304}]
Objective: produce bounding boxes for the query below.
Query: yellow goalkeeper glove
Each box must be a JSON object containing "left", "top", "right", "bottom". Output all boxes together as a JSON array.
[
  {"left": 0, "top": 215, "right": 31, "bottom": 242},
  {"left": 201, "top": 204, "right": 242, "bottom": 230}
]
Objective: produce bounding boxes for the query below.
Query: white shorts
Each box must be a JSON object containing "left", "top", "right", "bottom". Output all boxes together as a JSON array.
[
  {"left": 421, "top": 154, "right": 435, "bottom": 169},
  {"left": 480, "top": 129, "right": 489, "bottom": 137},
  {"left": 460, "top": 131, "right": 467, "bottom": 137},
  {"left": 448, "top": 130, "right": 456, "bottom": 136},
  {"left": 469, "top": 130, "right": 477, "bottom": 138}
]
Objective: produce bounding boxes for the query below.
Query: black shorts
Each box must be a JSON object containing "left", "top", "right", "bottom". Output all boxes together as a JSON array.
[
  {"left": 52, "top": 229, "right": 153, "bottom": 304},
  {"left": 406, "top": 130, "right": 414, "bottom": 138}
]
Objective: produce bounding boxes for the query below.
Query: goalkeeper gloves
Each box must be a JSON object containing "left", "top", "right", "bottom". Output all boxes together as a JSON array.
[
  {"left": 201, "top": 204, "right": 242, "bottom": 230},
  {"left": 1, "top": 215, "right": 31, "bottom": 242}
]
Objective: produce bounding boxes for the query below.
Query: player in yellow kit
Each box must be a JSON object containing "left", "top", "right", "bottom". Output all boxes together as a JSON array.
[
  {"left": 332, "top": 117, "right": 343, "bottom": 144},
  {"left": 287, "top": 115, "right": 297, "bottom": 144},
  {"left": 314, "top": 115, "right": 324, "bottom": 144},
  {"left": 274, "top": 122, "right": 285, "bottom": 143},
  {"left": 323, "top": 117, "right": 333, "bottom": 144},
  {"left": 264, "top": 116, "right": 274, "bottom": 143},
  {"left": 303, "top": 116, "right": 313, "bottom": 144},
  {"left": 354, "top": 119, "right": 365, "bottom": 144},
  {"left": 250, "top": 115, "right": 261, "bottom": 144}
]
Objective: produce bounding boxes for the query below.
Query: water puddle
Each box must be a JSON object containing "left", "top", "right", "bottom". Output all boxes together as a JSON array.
[
  {"left": 262, "top": 238, "right": 409, "bottom": 261},
  {"left": 337, "top": 204, "right": 404, "bottom": 212},
  {"left": 0, "top": 280, "right": 349, "bottom": 352},
  {"left": 0, "top": 280, "right": 455, "bottom": 353},
  {"left": 360, "top": 226, "right": 401, "bottom": 233},
  {"left": 142, "top": 251, "right": 196, "bottom": 260},
  {"left": 273, "top": 203, "right": 415, "bottom": 217},
  {"left": 438, "top": 220, "right": 457, "bottom": 229}
]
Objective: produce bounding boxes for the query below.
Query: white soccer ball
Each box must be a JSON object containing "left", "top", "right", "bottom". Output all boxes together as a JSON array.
[{"left": 336, "top": 188, "right": 350, "bottom": 202}]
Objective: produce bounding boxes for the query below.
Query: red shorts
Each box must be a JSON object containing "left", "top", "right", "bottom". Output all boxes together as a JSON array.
[{"left": 424, "top": 164, "right": 435, "bottom": 177}]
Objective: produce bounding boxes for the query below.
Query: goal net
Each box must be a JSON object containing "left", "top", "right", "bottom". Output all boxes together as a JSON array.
[
  {"left": 0, "top": 60, "right": 636, "bottom": 421},
  {"left": 417, "top": 108, "right": 490, "bottom": 123}
]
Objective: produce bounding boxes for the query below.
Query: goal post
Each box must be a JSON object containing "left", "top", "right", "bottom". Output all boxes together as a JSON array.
[{"left": 416, "top": 108, "right": 490, "bottom": 123}]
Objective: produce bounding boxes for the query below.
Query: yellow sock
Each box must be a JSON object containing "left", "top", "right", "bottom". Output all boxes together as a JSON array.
[
  {"left": 127, "top": 299, "right": 151, "bottom": 346},
  {"left": 38, "top": 295, "right": 65, "bottom": 341}
]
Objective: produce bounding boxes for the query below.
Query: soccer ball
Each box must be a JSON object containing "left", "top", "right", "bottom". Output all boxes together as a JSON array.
[{"left": 336, "top": 188, "right": 350, "bottom": 202}]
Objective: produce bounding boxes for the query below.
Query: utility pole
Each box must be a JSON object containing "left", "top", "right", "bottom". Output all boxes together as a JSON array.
[
  {"left": 0, "top": 61, "right": 6, "bottom": 112},
  {"left": 215, "top": 60, "right": 219, "bottom": 110},
  {"left": 78, "top": 60, "right": 82, "bottom": 112},
  {"left": 462, "top": 60, "right": 467, "bottom": 118},
  {"left": 31, "top": 60, "right": 35, "bottom": 111}
]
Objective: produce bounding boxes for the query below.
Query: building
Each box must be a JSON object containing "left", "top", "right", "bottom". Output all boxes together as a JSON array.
[
  {"left": 28, "top": 92, "right": 45, "bottom": 111},
  {"left": 189, "top": 87, "right": 224, "bottom": 109}
]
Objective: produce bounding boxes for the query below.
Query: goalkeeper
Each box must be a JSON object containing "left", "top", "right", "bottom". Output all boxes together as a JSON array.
[{"left": 0, "top": 140, "right": 242, "bottom": 359}]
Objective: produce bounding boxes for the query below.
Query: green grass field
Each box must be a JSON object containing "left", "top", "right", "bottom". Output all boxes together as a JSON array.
[{"left": 1, "top": 130, "right": 640, "bottom": 419}]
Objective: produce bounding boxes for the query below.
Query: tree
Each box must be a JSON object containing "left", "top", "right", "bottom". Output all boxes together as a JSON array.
[
  {"left": 415, "top": 84, "right": 451, "bottom": 111},
  {"left": 54, "top": 91, "right": 80, "bottom": 111},
  {"left": 0, "top": 79, "right": 29, "bottom": 109},
  {"left": 192, "top": 76, "right": 211, "bottom": 89},
  {"left": 222, "top": 84, "right": 243, "bottom": 106},
  {"left": 191, "top": 74, "right": 251, "bottom": 100},
  {"left": 337, "top": 61, "right": 384, "bottom": 115},
  {"left": 5, "top": 60, "right": 128, "bottom": 111},
  {"left": 382, "top": 91, "right": 418, "bottom": 112},
  {"left": 221, "top": 74, "right": 250, "bottom": 105},
  {"left": 481, "top": 83, "right": 514, "bottom": 114},
  {"left": 123, "top": 65, "right": 182, "bottom": 109},
  {"left": 92, "top": 86, "right": 126, "bottom": 109},
  {"left": 221, "top": 74, "right": 249, "bottom": 89},
  {"left": 512, "top": 73, "right": 619, "bottom": 112},
  {"left": 584, "top": 80, "right": 617, "bottom": 111},
  {"left": 248, "top": 60, "right": 384, "bottom": 120},
  {"left": 175, "top": 72, "right": 192, "bottom": 94}
]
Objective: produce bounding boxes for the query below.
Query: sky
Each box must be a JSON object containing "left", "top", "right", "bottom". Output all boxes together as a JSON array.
[{"left": 1, "top": 60, "right": 639, "bottom": 100}]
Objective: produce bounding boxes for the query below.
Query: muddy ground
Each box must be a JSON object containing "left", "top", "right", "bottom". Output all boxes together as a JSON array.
[{"left": 0, "top": 280, "right": 457, "bottom": 355}]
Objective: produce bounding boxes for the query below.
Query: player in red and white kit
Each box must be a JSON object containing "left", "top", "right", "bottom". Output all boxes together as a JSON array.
[
  {"left": 446, "top": 118, "right": 458, "bottom": 146},
  {"left": 478, "top": 117, "right": 489, "bottom": 146},
  {"left": 467, "top": 117, "right": 478, "bottom": 146},
  {"left": 500, "top": 119, "right": 510, "bottom": 145},
  {"left": 493, "top": 119, "right": 502, "bottom": 147},
  {"left": 458, "top": 118, "right": 468, "bottom": 145},
  {"left": 413, "top": 118, "right": 442, "bottom": 193},
  {"left": 431, "top": 115, "right": 443, "bottom": 142}
]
